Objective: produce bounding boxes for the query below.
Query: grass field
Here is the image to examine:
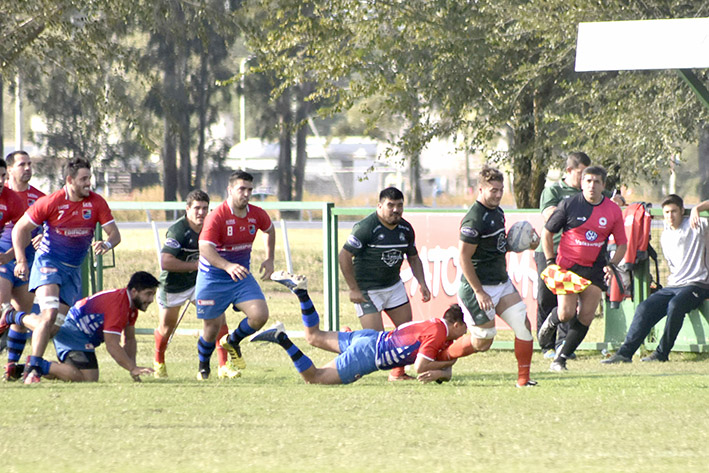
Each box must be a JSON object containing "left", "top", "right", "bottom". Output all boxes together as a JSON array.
[{"left": 2, "top": 227, "right": 708, "bottom": 472}]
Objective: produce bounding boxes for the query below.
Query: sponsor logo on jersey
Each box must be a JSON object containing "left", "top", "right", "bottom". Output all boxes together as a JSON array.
[
  {"left": 164, "top": 238, "right": 181, "bottom": 249},
  {"left": 198, "top": 299, "right": 215, "bottom": 306},
  {"left": 381, "top": 249, "right": 403, "bottom": 267},
  {"left": 0, "top": 212, "right": 3, "bottom": 221},
  {"left": 248, "top": 224, "right": 256, "bottom": 235},
  {"left": 576, "top": 216, "right": 587, "bottom": 222},
  {"left": 585, "top": 230, "right": 598, "bottom": 241},
  {"left": 248, "top": 217, "right": 257, "bottom": 223},
  {"left": 60, "top": 228, "right": 92, "bottom": 236},
  {"left": 497, "top": 233, "right": 507, "bottom": 252},
  {"left": 226, "top": 219, "right": 236, "bottom": 225},
  {"left": 377, "top": 233, "right": 385, "bottom": 240},
  {"left": 599, "top": 217, "right": 607, "bottom": 226},
  {"left": 82, "top": 202, "right": 93, "bottom": 207},
  {"left": 346, "top": 235, "right": 362, "bottom": 249},
  {"left": 460, "top": 226, "right": 478, "bottom": 239},
  {"left": 59, "top": 204, "right": 70, "bottom": 210},
  {"left": 82, "top": 209, "right": 92, "bottom": 219},
  {"left": 84, "top": 343, "right": 95, "bottom": 350},
  {"left": 399, "top": 233, "right": 405, "bottom": 241},
  {"left": 28, "top": 199, "right": 36, "bottom": 206},
  {"left": 0, "top": 204, "right": 6, "bottom": 211}
]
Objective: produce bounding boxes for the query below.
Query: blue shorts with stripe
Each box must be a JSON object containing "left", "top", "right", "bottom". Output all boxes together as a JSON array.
[
  {"left": 29, "top": 253, "right": 82, "bottom": 306},
  {"left": 195, "top": 272, "right": 265, "bottom": 320},
  {"left": 335, "top": 329, "right": 379, "bottom": 384}
]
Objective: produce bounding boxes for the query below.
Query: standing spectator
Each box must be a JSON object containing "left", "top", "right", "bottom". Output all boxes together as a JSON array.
[
  {"left": 194, "top": 170, "right": 275, "bottom": 380},
  {"left": 602, "top": 195, "right": 709, "bottom": 363},
  {"left": 539, "top": 166, "right": 626, "bottom": 371},
  {"left": 12, "top": 157, "right": 120, "bottom": 384},
  {"left": 338, "top": 187, "right": 431, "bottom": 381}
]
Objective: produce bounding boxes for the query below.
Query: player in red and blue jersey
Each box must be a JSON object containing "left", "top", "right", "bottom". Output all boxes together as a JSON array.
[
  {"left": 539, "top": 166, "right": 627, "bottom": 371},
  {"left": 0, "top": 151, "right": 46, "bottom": 380},
  {"left": 251, "top": 271, "right": 466, "bottom": 385},
  {"left": 194, "top": 170, "right": 275, "bottom": 380},
  {"left": 0, "top": 271, "right": 158, "bottom": 382},
  {"left": 12, "top": 158, "right": 121, "bottom": 383}
]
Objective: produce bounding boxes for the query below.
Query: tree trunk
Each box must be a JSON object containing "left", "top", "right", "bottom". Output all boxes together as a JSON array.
[
  {"left": 0, "top": 74, "right": 3, "bottom": 155},
  {"left": 276, "top": 93, "right": 293, "bottom": 201},
  {"left": 699, "top": 122, "right": 709, "bottom": 200},
  {"left": 511, "top": 89, "right": 548, "bottom": 209},
  {"left": 161, "top": 43, "right": 178, "bottom": 203},
  {"left": 194, "top": 47, "right": 209, "bottom": 192},
  {"left": 409, "top": 156, "right": 423, "bottom": 205},
  {"left": 176, "top": 49, "right": 191, "bottom": 199},
  {"left": 293, "top": 86, "right": 310, "bottom": 201}
]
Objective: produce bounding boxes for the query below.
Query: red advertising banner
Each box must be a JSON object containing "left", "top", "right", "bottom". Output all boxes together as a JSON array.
[{"left": 399, "top": 211, "right": 545, "bottom": 330}]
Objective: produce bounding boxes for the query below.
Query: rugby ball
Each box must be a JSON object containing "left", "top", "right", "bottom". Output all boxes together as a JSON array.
[{"left": 507, "top": 221, "right": 538, "bottom": 252}]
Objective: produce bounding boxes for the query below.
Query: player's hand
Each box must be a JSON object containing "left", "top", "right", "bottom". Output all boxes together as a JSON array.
[
  {"left": 130, "top": 366, "right": 153, "bottom": 382},
  {"left": 31, "top": 233, "right": 43, "bottom": 250},
  {"left": 226, "top": 263, "right": 249, "bottom": 281},
  {"left": 348, "top": 289, "right": 366, "bottom": 304},
  {"left": 690, "top": 206, "right": 701, "bottom": 229},
  {"left": 474, "top": 290, "right": 494, "bottom": 313},
  {"left": 420, "top": 284, "right": 431, "bottom": 303},
  {"left": 14, "top": 261, "right": 29, "bottom": 281},
  {"left": 417, "top": 370, "right": 446, "bottom": 384},
  {"left": 92, "top": 240, "right": 112, "bottom": 255},
  {"left": 259, "top": 259, "right": 274, "bottom": 281}
]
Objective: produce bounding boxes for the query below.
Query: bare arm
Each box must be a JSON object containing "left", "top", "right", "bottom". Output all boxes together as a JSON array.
[
  {"left": 338, "top": 248, "right": 365, "bottom": 303},
  {"left": 414, "top": 357, "right": 455, "bottom": 383},
  {"left": 690, "top": 200, "right": 709, "bottom": 229},
  {"left": 12, "top": 214, "right": 38, "bottom": 280},
  {"left": 259, "top": 224, "right": 276, "bottom": 280},
  {"left": 407, "top": 253, "right": 431, "bottom": 302},
  {"left": 160, "top": 252, "right": 198, "bottom": 273},
  {"left": 104, "top": 330, "right": 152, "bottom": 381},
  {"left": 542, "top": 205, "right": 557, "bottom": 223},
  {"left": 541, "top": 227, "right": 556, "bottom": 262},
  {"left": 93, "top": 221, "right": 121, "bottom": 255}
]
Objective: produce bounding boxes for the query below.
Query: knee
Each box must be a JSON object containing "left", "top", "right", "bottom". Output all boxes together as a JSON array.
[
  {"left": 499, "top": 302, "right": 532, "bottom": 341},
  {"left": 473, "top": 338, "right": 493, "bottom": 352}
]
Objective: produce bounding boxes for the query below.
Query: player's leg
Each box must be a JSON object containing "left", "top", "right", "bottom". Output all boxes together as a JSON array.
[
  {"left": 654, "top": 286, "right": 709, "bottom": 361},
  {"left": 552, "top": 286, "right": 602, "bottom": 371},
  {"left": 450, "top": 284, "right": 497, "bottom": 357},
  {"left": 0, "top": 277, "right": 29, "bottom": 380},
  {"left": 222, "top": 275, "right": 269, "bottom": 369},
  {"left": 48, "top": 351, "right": 99, "bottom": 382},
  {"left": 270, "top": 270, "right": 340, "bottom": 353},
  {"left": 154, "top": 303, "right": 181, "bottom": 377},
  {"left": 497, "top": 290, "right": 535, "bottom": 387},
  {"left": 535, "top": 251, "right": 558, "bottom": 356},
  {"left": 381, "top": 282, "right": 415, "bottom": 380},
  {"left": 197, "top": 313, "right": 226, "bottom": 380},
  {"left": 216, "top": 318, "right": 240, "bottom": 379},
  {"left": 25, "top": 283, "right": 61, "bottom": 383}
]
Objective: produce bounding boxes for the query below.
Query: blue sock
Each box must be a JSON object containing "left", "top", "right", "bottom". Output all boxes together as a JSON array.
[
  {"left": 38, "top": 358, "right": 52, "bottom": 376},
  {"left": 197, "top": 337, "right": 215, "bottom": 371},
  {"left": 298, "top": 293, "right": 320, "bottom": 328},
  {"left": 279, "top": 335, "right": 313, "bottom": 373},
  {"left": 229, "top": 318, "right": 256, "bottom": 345},
  {"left": 7, "top": 328, "right": 30, "bottom": 363},
  {"left": 28, "top": 355, "right": 49, "bottom": 375},
  {"left": 5, "top": 310, "right": 25, "bottom": 326}
]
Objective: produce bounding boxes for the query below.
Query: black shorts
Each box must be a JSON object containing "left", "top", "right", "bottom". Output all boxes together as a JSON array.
[
  {"left": 569, "top": 259, "right": 607, "bottom": 291},
  {"left": 63, "top": 351, "right": 99, "bottom": 370}
]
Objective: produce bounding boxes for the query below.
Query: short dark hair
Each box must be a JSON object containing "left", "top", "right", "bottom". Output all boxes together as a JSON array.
[
  {"left": 127, "top": 271, "right": 159, "bottom": 291},
  {"left": 442, "top": 304, "right": 464, "bottom": 325},
  {"left": 662, "top": 194, "right": 684, "bottom": 210},
  {"left": 581, "top": 165, "right": 607, "bottom": 183},
  {"left": 0, "top": 158, "right": 6, "bottom": 170},
  {"left": 479, "top": 165, "right": 504, "bottom": 185},
  {"left": 186, "top": 189, "right": 210, "bottom": 207},
  {"left": 5, "top": 151, "right": 29, "bottom": 167},
  {"left": 566, "top": 152, "right": 591, "bottom": 170},
  {"left": 64, "top": 158, "right": 91, "bottom": 180},
  {"left": 229, "top": 170, "right": 254, "bottom": 186},
  {"left": 379, "top": 187, "right": 404, "bottom": 202}
]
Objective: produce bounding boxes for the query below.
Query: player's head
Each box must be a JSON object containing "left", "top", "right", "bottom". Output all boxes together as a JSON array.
[
  {"left": 186, "top": 189, "right": 210, "bottom": 228},
  {"left": 64, "top": 158, "right": 92, "bottom": 198},
  {"left": 6, "top": 150, "right": 32, "bottom": 186},
  {"left": 127, "top": 271, "right": 159, "bottom": 312},
  {"left": 442, "top": 304, "right": 467, "bottom": 340},
  {"left": 581, "top": 165, "right": 606, "bottom": 204},
  {"left": 565, "top": 152, "right": 590, "bottom": 189},
  {"left": 377, "top": 187, "right": 405, "bottom": 227},
  {"left": 227, "top": 170, "right": 254, "bottom": 210},
  {"left": 662, "top": 194, "right": 684, "bottom": 230},
  {"left": 477, "top": 165, "right": 504, "bottom": 209}
]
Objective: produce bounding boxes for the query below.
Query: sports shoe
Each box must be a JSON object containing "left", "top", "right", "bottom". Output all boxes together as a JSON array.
[
  {"left": 537, "top": 317, "right": 556, "bottom": 350},
  {"left": 218, "top": 360, "right": 242, "bottom": 379},
  {"left": 542, "top": 348, "right": 556, "bottom": 359},
  {"left": 516, "top": 379, "right": 539, "bottom": 388},
  {"left": 270, "top": 270, "right": 308, "bottom": 291},
  {"left": 641, "top": 351, "right": 667, "bottom": 362},
  {"left": 196, "top": 368, "right": 210, "bottom": 381},
  {"left": 153, "top": 361, "right": 168, "bottom": 378},
  {"left": 250, "top": 321, "right": 285, "bottom": 344},
  {"left": 600, "top": 353, "right": 632, "bottom": 364},
  {"left": 549, "top": 358, "right": 568, "bottom": 372},
  {"left": 3, "top": 362, "right": 21, "bottom": 382},
  {"left": 220, "top": 335, "right": 246, "bottom": 369},
  {"left": 0, "top": 304, "right": 13, "bottom": 337},
  {"left": 24, "top": 368, "right": 41, "bottom": 384}
]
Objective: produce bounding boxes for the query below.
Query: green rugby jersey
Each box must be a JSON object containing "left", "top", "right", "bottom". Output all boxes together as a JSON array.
[
  {"left": 158, "top": 216, "right": 200, "bottom": 293},
  {"left": 342, "top": 212, "right": 418, "bottom": 291},
  {"left": 459, "top": 201, "right": 508, "bottom": 286}
]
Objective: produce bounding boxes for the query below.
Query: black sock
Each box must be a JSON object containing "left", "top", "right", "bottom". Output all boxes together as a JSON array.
[{"left": 558, "top": 318, "right": 589, "bottom": 360}]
